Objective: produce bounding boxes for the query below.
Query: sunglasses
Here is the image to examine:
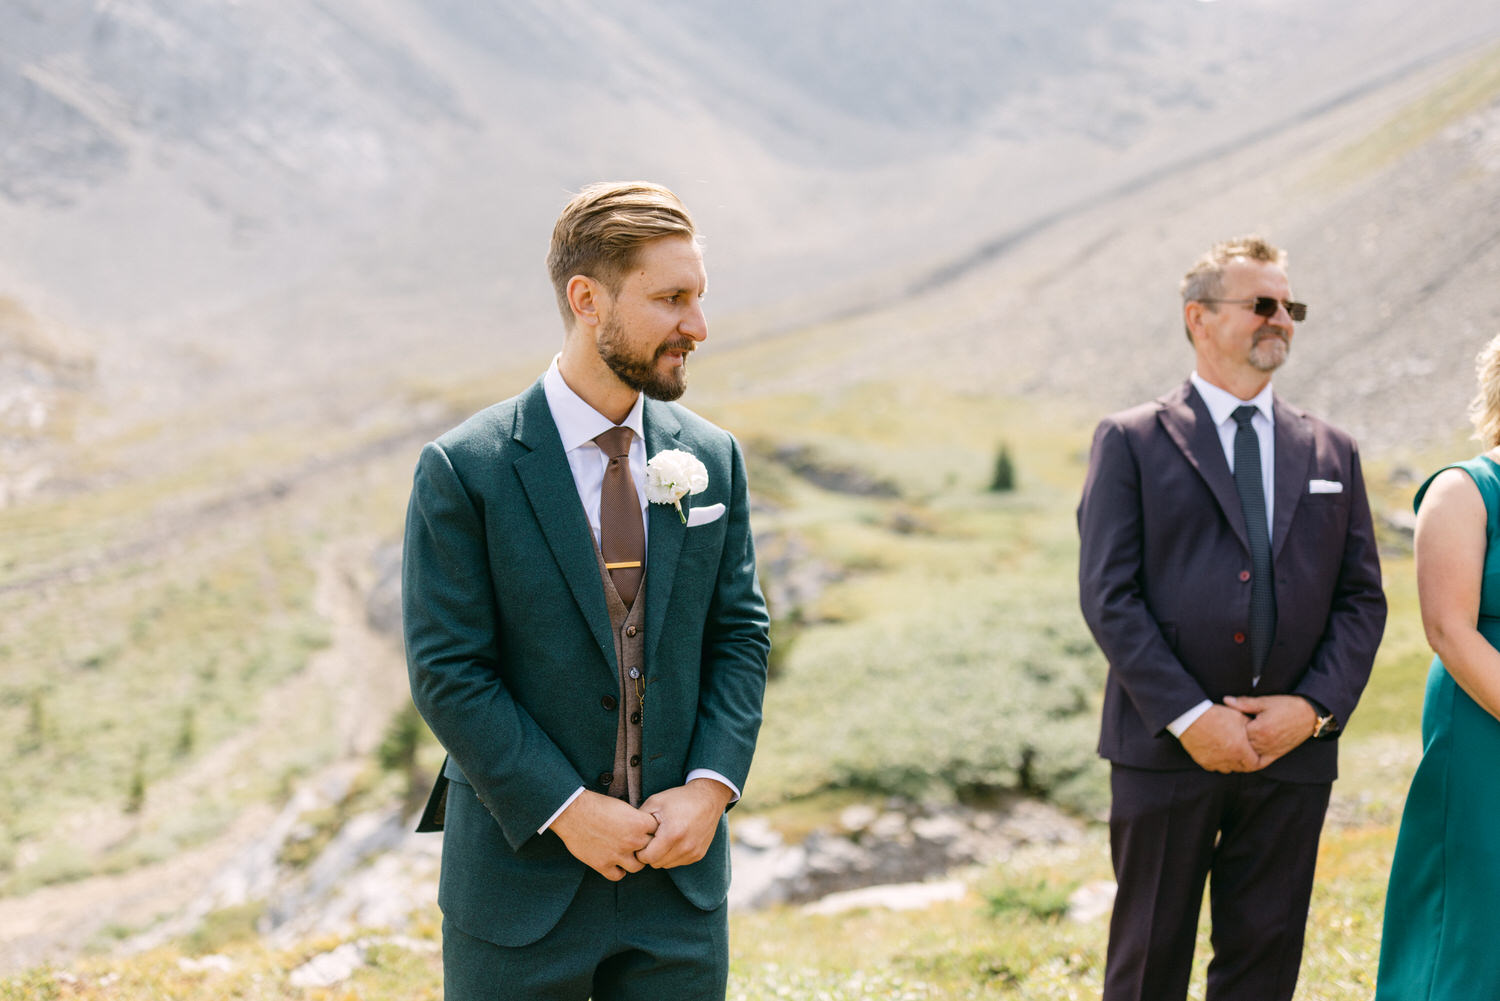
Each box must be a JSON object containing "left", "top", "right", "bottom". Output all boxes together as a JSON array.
[{"left": 1197, "top": 297, "right": 1308, "bottom": 322}]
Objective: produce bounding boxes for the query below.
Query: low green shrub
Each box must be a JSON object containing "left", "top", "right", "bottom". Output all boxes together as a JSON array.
[
  {"left": 753, "top": 577, "right": 1107, "bottom": 814},
  {"left": 985, "top": 879, "right": 1075, "bottom": 921}
]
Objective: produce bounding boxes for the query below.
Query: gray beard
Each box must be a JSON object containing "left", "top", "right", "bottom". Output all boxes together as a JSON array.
[{"left": 1249, "top": 331, "right": 1290, "bottom": 372}]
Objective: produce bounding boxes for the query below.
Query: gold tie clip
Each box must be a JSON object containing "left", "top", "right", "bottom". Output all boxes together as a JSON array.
[{"left": 604, "top": 560, "right": 643, "bottom": 570}]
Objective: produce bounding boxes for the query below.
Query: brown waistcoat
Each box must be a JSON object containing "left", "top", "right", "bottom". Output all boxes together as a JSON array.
[{"left": 594, "top": 547, "right": 645, "bottom": 806}]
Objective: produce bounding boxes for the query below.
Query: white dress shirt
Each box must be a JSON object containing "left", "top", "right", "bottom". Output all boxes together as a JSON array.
[
  {"left": 1189, "top": 372, "right": 1275, "bottom": 532},
  {"left": 544, "top": 357, "right": 649, "bottom": 549},
  {"left": 1167, "top": 373, "right": 1277, "bottom": 738},
  {"left": 538, "top": 358, "right": 738, "bottom": 832}
]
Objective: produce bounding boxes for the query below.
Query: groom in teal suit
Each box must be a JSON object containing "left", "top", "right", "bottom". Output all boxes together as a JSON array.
[{"left": 403, "top": 181, "right": 770, "bottom": 999}]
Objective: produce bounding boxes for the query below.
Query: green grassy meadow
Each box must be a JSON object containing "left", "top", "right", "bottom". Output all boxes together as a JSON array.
[
  {"left": 0, "top": 355, "right": 1457, "bottom": 998},
  {"left": 0, "top": 413, "right": 418, "bottom": 895}
]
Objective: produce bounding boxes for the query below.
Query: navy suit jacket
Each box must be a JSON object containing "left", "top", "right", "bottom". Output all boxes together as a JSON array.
[
  {"left": 1077, "top": 381, "right": 1386, "bottom": 782},
  {"left": 403, "top": 378, "right": 770, "bottom": 946}
]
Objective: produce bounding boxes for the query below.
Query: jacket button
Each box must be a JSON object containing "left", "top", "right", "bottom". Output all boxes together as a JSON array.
[
  {"left": 601, "top": 695, "right": 617, "bottom": 711},
  {"left": 1233, "top": 632, "right": 1246, "bottom": 644},
  {"left": 1239, "top": 570, "right": 1251, "bottom": 582},
  {"left": 630, "top": 711, "right": 642, "bottom": 725},
  {"left": 597, "top": 772, "right": 614, "bottom": 787},
  {"left": 629, "top": 754, "right": 641, "bottom": 767},
  {"left": 626, "top": 625, "right": 638, "bottom": 637}
]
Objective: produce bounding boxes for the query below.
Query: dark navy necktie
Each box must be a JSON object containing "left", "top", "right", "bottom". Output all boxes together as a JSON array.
[{"left": 1232, "top": 405, "right": 1276, "bottom": 678}]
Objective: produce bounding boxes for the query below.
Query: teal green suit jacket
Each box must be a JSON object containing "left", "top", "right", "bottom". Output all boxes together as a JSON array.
[{"left": 403, "top": 378, "right": 770, "bottom": 947}]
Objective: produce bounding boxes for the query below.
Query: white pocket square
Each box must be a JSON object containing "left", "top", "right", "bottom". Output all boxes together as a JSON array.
[
  {"left": 1308, "top": 479, "right": 1343, "bottom": 494},
  {"left": 685, "top": 502, "right": 725, "bottom": 527}
]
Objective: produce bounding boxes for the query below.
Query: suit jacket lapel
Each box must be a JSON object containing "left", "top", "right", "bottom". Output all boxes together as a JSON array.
[
  {"left": 1157, "top": 381, "right": 1251, "bottom": 551},
  {"left": 643, "top": 400, "right": 687, "bottom": 664},
  {"left": 1270, "top": 396, "right": 1314, "bottom": 561},
  {"left": 511, "top": 381, "right": 616, "bottom": 662}
]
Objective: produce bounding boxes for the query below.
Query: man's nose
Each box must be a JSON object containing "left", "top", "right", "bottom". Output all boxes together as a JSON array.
[{"left": 680, "top": 301, "right": 707, "bottom": 342}]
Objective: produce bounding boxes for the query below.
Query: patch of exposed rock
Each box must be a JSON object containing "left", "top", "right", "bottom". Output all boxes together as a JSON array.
[
  {"left": 0, "top": 297, "right": 93, "bottom": 508},
  {"left": 107, "top": 785, "right": 1088, "bottom": 968},
  {"left": 730, "top": 797, "right": 1086, "bottom": 910}
]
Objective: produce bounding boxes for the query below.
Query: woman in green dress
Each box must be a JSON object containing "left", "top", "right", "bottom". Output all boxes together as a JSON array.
[{"left": 1376, "top": 333, "right": 1500, "bottom": 999}]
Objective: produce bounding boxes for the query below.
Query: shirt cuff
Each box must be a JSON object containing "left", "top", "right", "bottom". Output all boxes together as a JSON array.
[
  {"left": 1167, "top": 700, "right": 1213, "bottom": 738},
  {"left": 538, "top": 786, "right": 585, "bottom": 833},
  {"left": 686, "top": 768, "right": 741, "bottom": 803}
]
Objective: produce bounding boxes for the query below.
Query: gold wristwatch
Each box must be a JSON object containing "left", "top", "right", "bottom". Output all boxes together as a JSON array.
[{"left": 1311, "top": 711, "right": 1339, "bottom": 739}]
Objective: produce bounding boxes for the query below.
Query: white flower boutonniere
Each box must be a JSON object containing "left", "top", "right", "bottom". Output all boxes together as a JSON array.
[{"left": 646, "top": 449, "right": 709, "bottom": 523}]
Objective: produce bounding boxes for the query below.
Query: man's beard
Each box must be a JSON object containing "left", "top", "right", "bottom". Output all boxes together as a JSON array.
[
  {"left": 597, "top": 316, "right": 692, "bottom": 401},
  {"left": 1248, "top": 329, "right": 1290, "bottom": 373}
]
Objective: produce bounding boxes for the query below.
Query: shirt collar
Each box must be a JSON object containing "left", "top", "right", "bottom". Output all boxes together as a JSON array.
[
  {"left": 1190, "top": 371, "right": 1275, "bottom": 428},
  {"left": 543, "top": 355, "right": 646, "bottom": 452}
]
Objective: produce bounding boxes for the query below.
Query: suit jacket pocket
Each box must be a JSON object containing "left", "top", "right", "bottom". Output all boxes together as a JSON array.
[
  {"left": 680, "top": 504, "right": 730, "bottom": 552},
  {"left": 685, "top": 501, "right": 726, "bottom": 527},
  {"left": 1300, "top": 492, "right": 1347, "bottom": 506}
]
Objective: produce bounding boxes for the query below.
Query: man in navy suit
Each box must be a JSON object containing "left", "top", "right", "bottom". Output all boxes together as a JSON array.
[
  {"left": 404, "top": 182, "right": 770, "bottom": 999},
  {"left": 1077, "top": 236, "right": 1386, "bottom": 1001}
]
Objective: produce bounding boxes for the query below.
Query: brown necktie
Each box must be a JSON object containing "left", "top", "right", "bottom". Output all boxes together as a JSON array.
[{"left": 594, "top": 426, "right": 644, "bottom": 606}]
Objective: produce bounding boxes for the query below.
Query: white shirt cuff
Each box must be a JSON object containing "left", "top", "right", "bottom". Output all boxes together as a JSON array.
[
  {"left": 1167, "top": 700, "right": 1213, "bottom": 738},
  {"left": 686, "top": 768, "right": 741, "bottom": 803},
  {"left": 539, "top": 786, "right": 585, "bottom": 833}
]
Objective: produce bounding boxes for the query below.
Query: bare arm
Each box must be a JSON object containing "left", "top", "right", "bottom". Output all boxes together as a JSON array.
[{"left": 1416, "top": 467, "right": 1500, "bottom": 719}]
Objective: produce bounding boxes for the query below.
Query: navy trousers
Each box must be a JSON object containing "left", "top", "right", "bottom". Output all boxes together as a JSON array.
[{"left": 1103, "top": 764, "right": 1331, "bottom": 1001}]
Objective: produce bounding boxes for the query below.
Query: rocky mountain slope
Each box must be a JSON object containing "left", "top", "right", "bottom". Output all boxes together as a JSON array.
[
  {"left": 5, "top": 0, "right": 1500, "bottom": 976},
  {"left": 3, "top": 0, "right": 1500, "bottom": 500}
]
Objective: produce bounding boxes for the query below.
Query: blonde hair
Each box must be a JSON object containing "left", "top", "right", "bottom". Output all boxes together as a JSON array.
[
  {"left": 1179, "top": 235, "right": 1288, "bottom": 343},
  {"left": 546, "top": 181, "right": 696, "bottom": 327},
  {"left": 1469, "top": 333, "right": 1500, "bottom": 447}
]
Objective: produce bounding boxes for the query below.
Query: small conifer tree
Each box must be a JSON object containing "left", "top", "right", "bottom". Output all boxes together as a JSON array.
[{"left": 990, "top": 443, "right": 1016, "bottom": 492}]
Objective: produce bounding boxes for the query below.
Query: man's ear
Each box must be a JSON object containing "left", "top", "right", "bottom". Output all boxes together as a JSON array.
[
  {"left": 567, "top": 275, "right": 604, "bottom": 329},
  {"left": 1183, "top": 300, "right": 1206, "bottom": 343}
]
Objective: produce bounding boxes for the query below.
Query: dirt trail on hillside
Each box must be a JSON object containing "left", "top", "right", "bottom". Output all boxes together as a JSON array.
[
  {"left": 0, "top": 416, "right": 447, "bottom": 596},
  {"left": 0, "top": 539, "right": 410, "bottom": 973}
]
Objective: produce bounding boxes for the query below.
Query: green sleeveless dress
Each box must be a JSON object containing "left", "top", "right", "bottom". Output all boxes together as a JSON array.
[{"left": 1376, "top": 456, "right": 1500, "bottom": 999}]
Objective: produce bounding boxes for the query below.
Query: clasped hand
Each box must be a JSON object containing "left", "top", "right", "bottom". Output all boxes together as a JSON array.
[
  {"left": 1179, "top": 695, "right": 1317, "bottom": 773},
  {"left": 550, "top": 779, "right": 734, "bottom": 881}
]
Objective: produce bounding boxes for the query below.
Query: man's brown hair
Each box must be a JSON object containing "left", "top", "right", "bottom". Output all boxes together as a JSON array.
[{"left": 546, "top": 181, "right": 697, "bottom": 327}]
